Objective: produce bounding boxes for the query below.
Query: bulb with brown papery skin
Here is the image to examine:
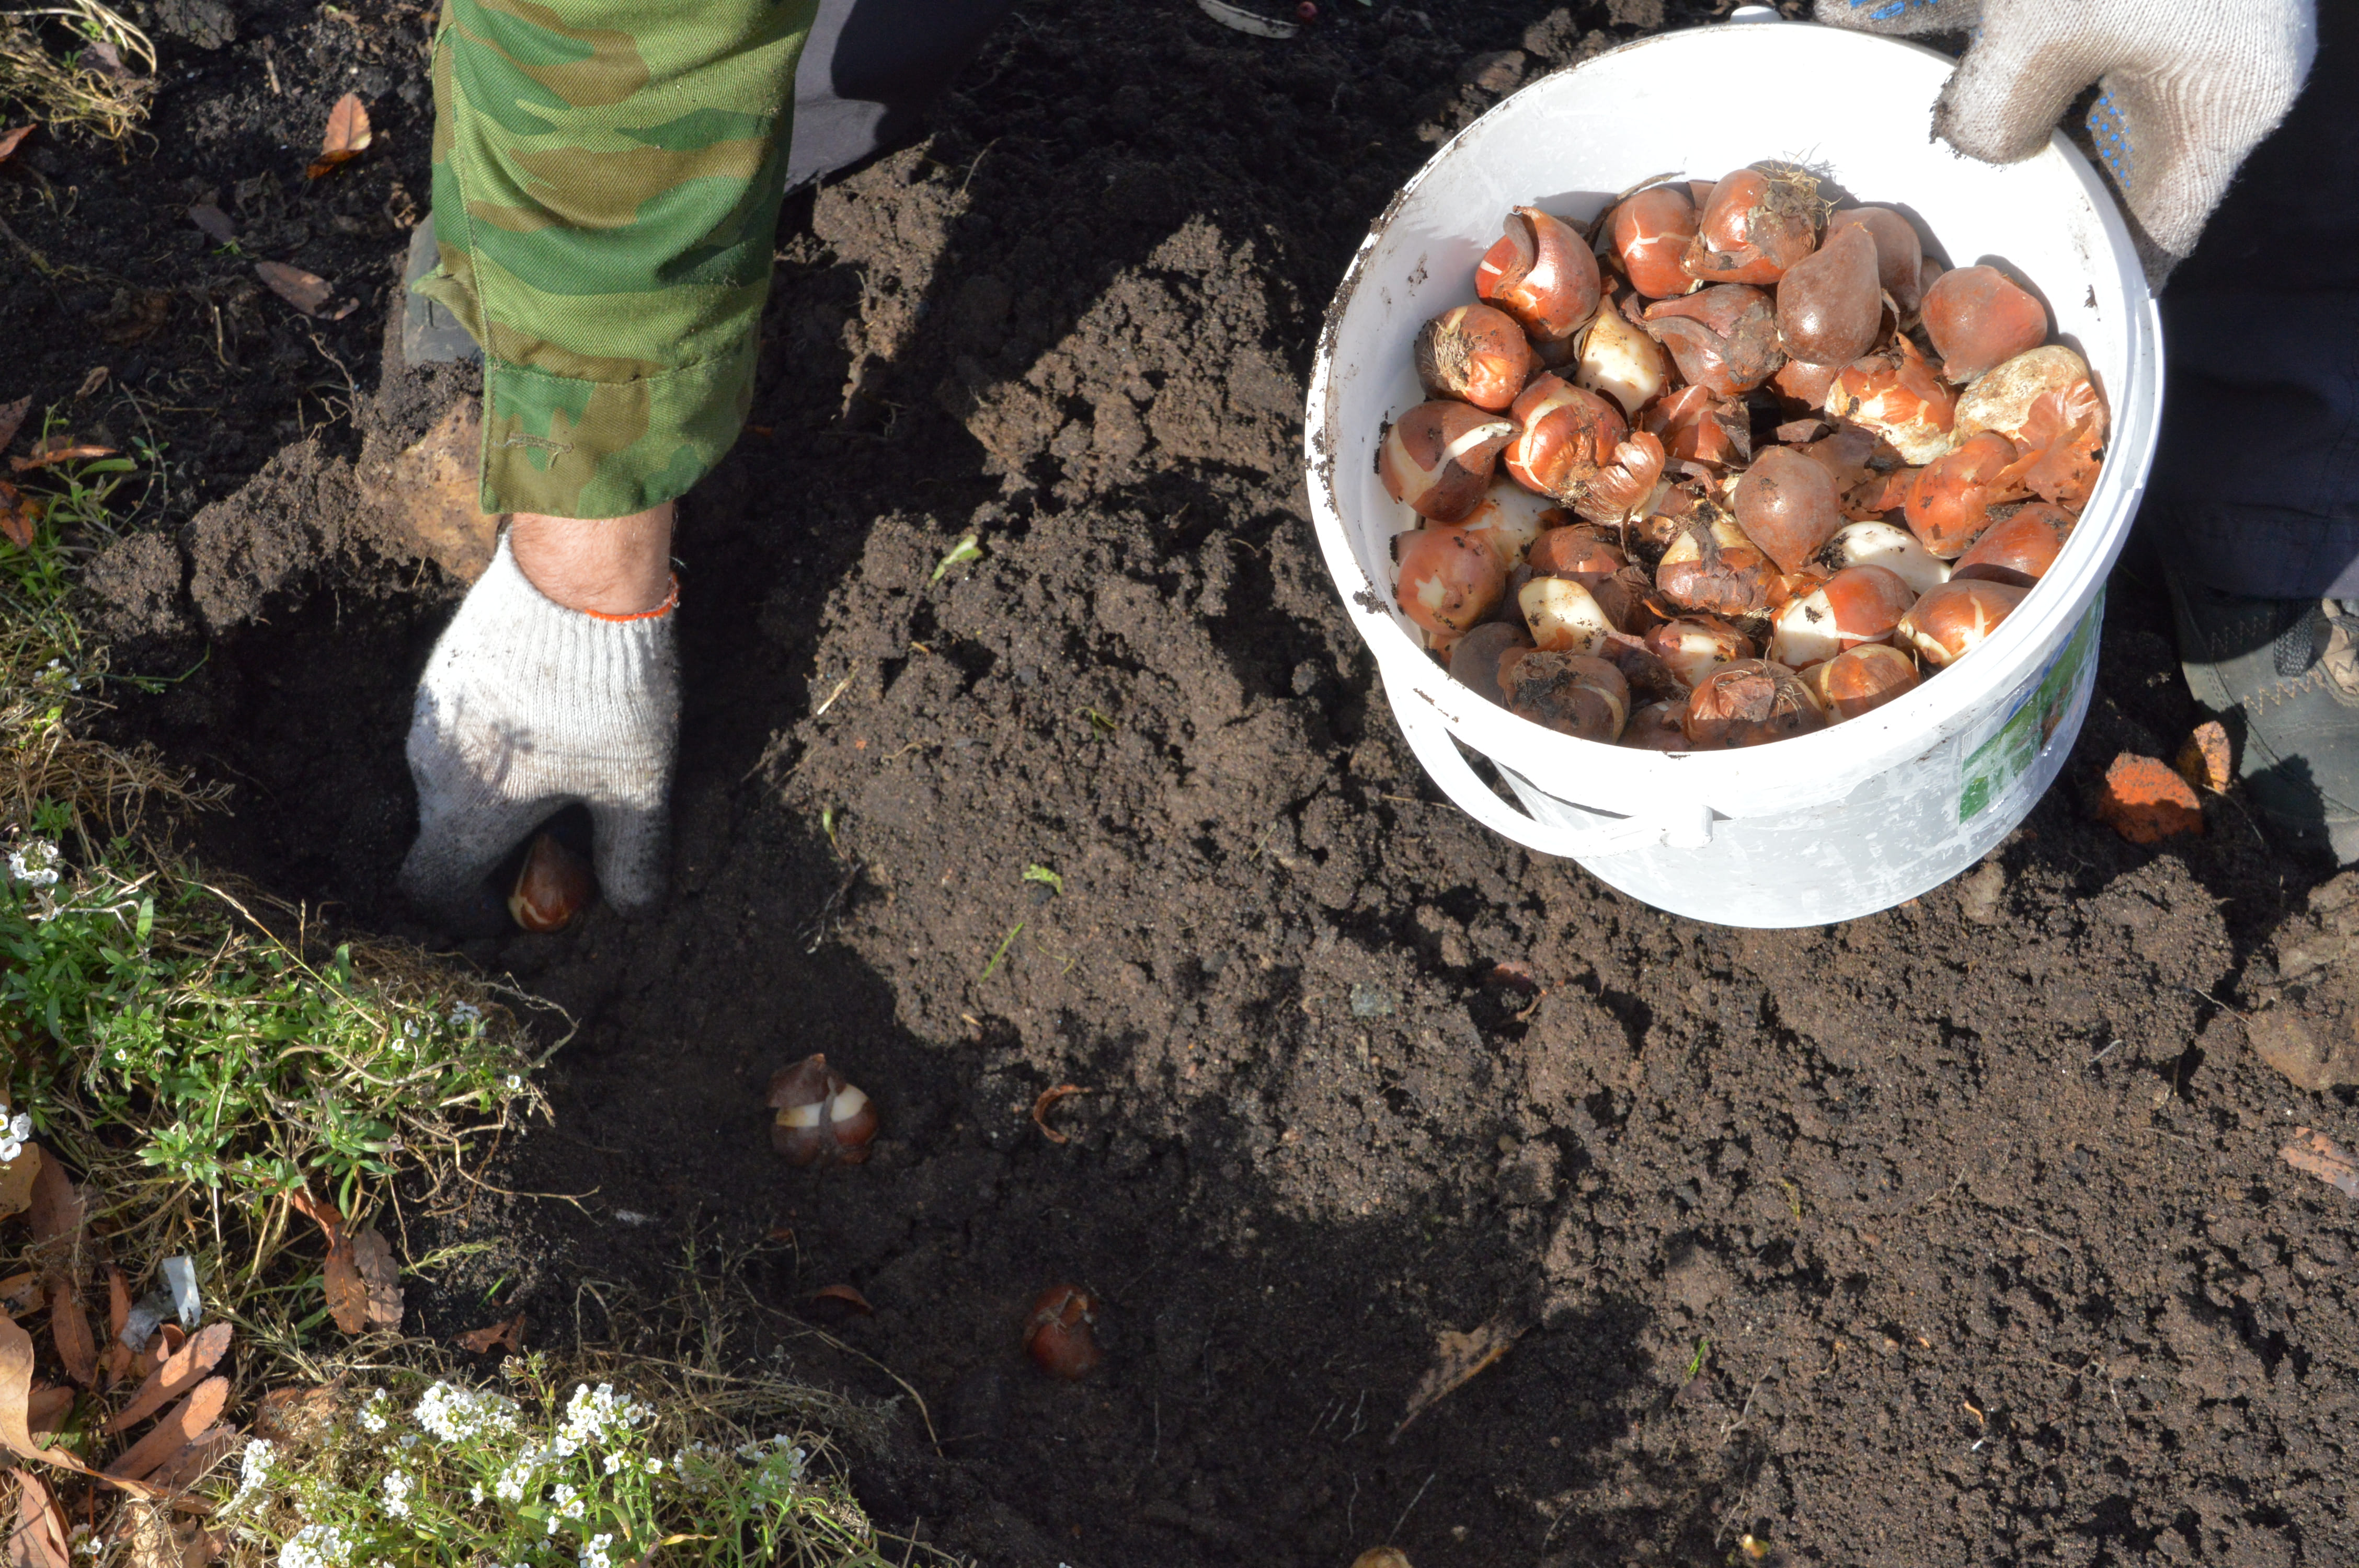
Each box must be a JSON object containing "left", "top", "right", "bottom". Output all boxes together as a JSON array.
[
  {"left": 1768, "top": 563, "right": 1917, "bottom": 670},
  {"left": 1024, "top": 1285, "right": 1102, "bottom": 1379},
  {"left": 1620, "top": 699, "right": 1695, "bottom": 751},
  {"left": 1447, "top": 620, "right": 1533, "bottom": 709},
  {"left": 1518, "top": 575, "right": 1619, "bottom": 654},
  {"left": 1895, "top": 578, "right": 2027, "bottom": 666},
  {"left": 1653, "top": 508, "right": 1774, "bottom": 619},
  {"left": 1952, "top": 502, "right": 2074, "bottom": 586},
  {"left": 1642, "top": 284, "right": 1784, "bottom": 396},
  {"left": 1825, "top": 336, "right": 1955, "bottom": 465},
  {"left": 1772, "top": 358, "right": 1846, "bottom": 406},
  {"left": 1475, "top": 206, "right": 1601, "bottom": 344},
  {"left": 1825, "top": 206, "right": 1927, "bottom": 314},
  {"left": 1609, "top": 185, "right": 1701, "bottom": 299},
  {"left": 1817, "top": 519, "right": 1951, "bottom": 596},
  {"left": 1573, "top": 432, "right": 1667, "bottom": 528},
  {"left": 1505, "top": 650, "right": 1629, "bottom": 742},
  {"left": 1682, "top": 658, "right": 1827, "bottom": 748},
  {"left": 1600, "top": 631, "right": 1686, "bottom": 702},
  {"left": 1574, "top": 294, "right": 1670, "bottom": 417},
  {"left": 1456, "top": 481, "right": 1560, "bottom": 568},
  {"left": 1920, "top": 265, "right": 2049, "bottom": 382},
  {"left": 1642, "top": 384, "right": 1750, "bottom": 467},
  {"left": 1414, "top": 302, "right": 1539, "bottom": 413},
  {"left": 1734, "top": 446, "right": 1845, "bottom": 574},
  {"left": 1684, "top": 165, "right": 1823, "bottom": 285},
  {"left": 1905, "top": 432, "right": 2020, "bottom": 558},
  {"left": 1504, "top": 374, "right": 1628, "bottom": 502},
  {"left": 767, "top": 1054, "right": 880, "bottom": 1167},
  {"left": 1811, "top": 642, "right": 1921, "bottom": 721},
  {"left": 1955, "top": 347, "right": 2106, "bottom": 512},
  {"left": 509, "top": 832, "right": 593, "bottom": 933},
  {"left": 1776, "top": 223, "right": 1882, "bottom": 368},
  {"left": 1394, "top": 525, "right": 1506, "bottom": 636},
  {"left": 1379, "top": 401, "right": 1514, "bottom": 522},
  {"left": 1952, "top": 345, "right": 2101, "bottom": 447},
  {"left": 1526, "top": 525, "right": 1624, "bottom": 586},
  {"left": 1645, "top": 616, "right": 1756, "bottom": 689}
]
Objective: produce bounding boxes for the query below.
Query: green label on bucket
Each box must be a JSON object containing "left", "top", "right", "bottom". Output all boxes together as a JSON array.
[{"left": 1958, "top": 594, "right": 2103, "bottom": 823}]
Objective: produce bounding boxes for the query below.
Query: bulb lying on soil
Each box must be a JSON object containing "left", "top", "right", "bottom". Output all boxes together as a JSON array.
[
  {"left": 767, "top": 1054, "right": 879, "bottom": 1167},
  {"left": 510, "top": 833, "right": 593, "bottom": 933},
  {"left": 1024, "top": 1285, "right": 1103, "bottom": 1379}
]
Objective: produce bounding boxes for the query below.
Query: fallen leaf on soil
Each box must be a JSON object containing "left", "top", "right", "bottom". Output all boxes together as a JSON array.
[
  {"left": 287, "top": 1187, "right": 342, "bottom": 1242},
  {"left": 9, "top": 440, "right": 117, "bottom": 473},
  {"left": 10, "top": 1469, "right": 71, "bottom": 1568},
  {"left": 107, "top": 1322, "right": 230, "bottom": 1435},
  {"left": 0, "top": 396, "right": 28, "bottom": 452},
  {"left": 253, "top": 1385, "right": 339, "bottom": 1446},
  {"left": 103, "top": 1376, "right": 227, "bottom": 1481},
  {"left": 1390, "top": 1315, "right": 1526, "bottom": 1442},
  {"left": 45, "top": 1279, "right": 94, "bottom": 1388},
  {"left": 24, "top": 1386, "right": 71, "bottom": 1435},
  {"left": 305, "top": 93, "right": 371, "bottom": 178},
  {"left": 99, "top": 290, "right": 171, "bottom": 347},
  {"left": 2281, "top": 1127, "right": 2359, "bottom": 1198},
  {"left": 2175, "top": 720, "right": 2232, "bottom": 794},
  {"left": 321, "top": 1233, "right": 367, "bottom": 1335},
  {"left": 28, "top": 1157, "right": 85, "bottom": 1260},
  {"left": 130, "top": 1323, "right": 182, "bottom": 1376},
  {"left": 0, "top": 483, "right": 36, "bottom": 550},
  {"left": 186, "top": 204, "right": 235, "bottom": 246},
  {"left": 349, "top": 1227, "right": 402, "bottom": 1330},
  {"left": 1196, "top": 0, "right": 1299, "bottom": 38},
  {"left": 811, "top": 1284, "right": 874, "bottom": 1316},
  {"left": 0, "top": 1313, "right": 100, "bottom": 1481},
  {"left": 0, "top": 125, "right": 32, "bottom": 167},
  {"left": 0, "top": 1277, "right": 40, "bottom": 1317},
  {"left": 254, "top": 261, "right": 334, "bottom": 316},
  {"left": 0, "top": 1147, "right": 43, "bottom": 1220},
  {"left": 1030, "top": 1083, "right": 1087, "bottom": 1144},
  {"left": 145, "top": 1424, "right": 237, "bottom": 1492},
  {"left": 104, "top": 1269, "right": 131, "bottom": 1386},
  {"left": 2092, "top": 754, "right": 2202, "bottom": 845},
  {"left": 453, "top": 1313, "right": 524, "bottom": 1354}
]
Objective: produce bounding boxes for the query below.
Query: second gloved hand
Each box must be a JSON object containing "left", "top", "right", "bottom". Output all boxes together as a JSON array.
[
  {"left": 1815, "top": 0, "right": 2316, "bottom": 278},
  {"left": 399, "top": 533, "right": 680, "bottom": 927}
]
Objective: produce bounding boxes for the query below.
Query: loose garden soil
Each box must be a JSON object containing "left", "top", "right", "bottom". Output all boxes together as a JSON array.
[{"left": 12, "top": 0, "right": 2359, "bottom": 1562}]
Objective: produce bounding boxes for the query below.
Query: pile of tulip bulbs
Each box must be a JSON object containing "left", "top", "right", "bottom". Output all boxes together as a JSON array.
[{"left": 1382, "top": 164, "right": 2106, "bottom": 750}]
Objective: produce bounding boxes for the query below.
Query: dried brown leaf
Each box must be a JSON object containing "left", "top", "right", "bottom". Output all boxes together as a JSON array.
[
  {"left": 24, "top": 1387, "right": 70, "bottom": 1436},
  {"left": 186, "top": 204, "right": 235, "bottom": 246},
  {"left": 45, "top": 1280, "right": 94, "bottom": 1388},
  {"left": 104, "top": 1377, "right": 227, "bottom": 1481},
  {"left": 1030, "top": 1083, "right": 1087, "bottom": 1144},
  {"left": 0, "top": 396, "right": 28, "bottom": 453},
  {"left": 9, "top": 1468, "right": 70, "bottom": 1568},
  {"left": 145, "top": 1425, "right": 237, "bottom": 1493},
  {"left": 1390, "top": 1315, "right": 1526, "bottom": 1442},
  {"left": 107, "top": 1322, "right": 230, "bottom": 1435},
  {"left": 811, "top": 1284, "right": 874, "bottom": 1316},
  {"left": 0, "top": 1277, "right": 40, "bottom": 1318},
  {"left": 27, "top": 1158, "right": 84, "bottom": 1258},
  {"left": 0, "top": 1314, "right": 94, "bottom": 1481},
  {"left": 2282, "top": 1127, "right": 2359, "bottom": 1198},
  {"left": 253, "top": 261, "right": 333, "bottom": 316},
  {"left": 0, "top": 1148, "right": 41, "bottom": 1219},
  {"left": 287, "top": 1188, "right": 343, "bottom": 1243},
  {"left": 453, "top": 1313, "right": 523, "bottom": 1354},
  {"left": 253, "top": 1385, "right": 339, "bottom": 1446},
  {"left": 304, "top": 94, "right": 371, "bottom": 178},
  {"left": 0, "top": 126, "right": 33, "bottom": 167},
  {"left": 0, "top": 501, "right": 32, "bottom": 551},
  {"left": 107, "top": 1269, "right": 129, "bottom": 1340},
  {"left": 350, "top": 1227, "right": 402, "bottom": 1330},
  {"left": 9, "top": 443, "right": 116, "bottom": 474},
  {"left": 322, "top": 1234, "right": 367, "bottom": 1336}
]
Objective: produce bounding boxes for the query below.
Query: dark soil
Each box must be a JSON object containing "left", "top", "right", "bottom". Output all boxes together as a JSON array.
[{"left": 18, "top": 0, "right": 2359, "bottom": 1564}]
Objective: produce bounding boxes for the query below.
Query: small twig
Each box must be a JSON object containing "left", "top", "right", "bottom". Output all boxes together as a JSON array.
[{"left": 1388, "top": 1470, "right": 1437, "bottom": 1542}]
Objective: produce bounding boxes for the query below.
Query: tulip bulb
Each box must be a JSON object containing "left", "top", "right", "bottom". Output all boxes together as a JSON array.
[
  {"left": 1895, "top": 579, "right": 2027, "bottom": 666},
  {"left": 1456, "top": 481, "right": 1560, "bottom": 567},
  {"left": 1380, "top": 400, "right": 1514, "bottom": 522},
  {"left": 1684, "top": 164, "right": 1823, "bottom": 285},
  {"left": 1682, "top": 659, "right": 1827, "bottom": 748},
  {"left": 1825, "top": 336, "right": 1956, "bottom": 465},
  {"left": 1394, "top": 525, "right": 1506, "bottom": 637},
  {"left": 1475, "top": 205, "right": 1601, "bottom": 344},
  {"left": 1654, "top": 504, "right": 1774, "bottom": 619},
  {"left": 1574, "top": 297, "right": 1670, "bottom": 418},
  {"left": 1609, "top": 185, "right": 1702, "bottom": 300},
  {"left": 1518, "top": 574, "right": 1619, "bottom": 654},
  {"left": 768, "top": 1054, "right": 879, "bottom": 1167},
  {"left": 1817, "top": 520, "right": 1951, "bottom": 596},
  {"left": 1446, "top": 620, "right": 1532, "bottom": 709},
  {"left": 1772, "top": 358, "right": 1845, "bottom": 407},
  {"left": 1525, "top": 525, "right": 1624, "bottom": 586},
  {"left": 1768, "top": 563, "right": 1917, "bottom": 670},
  {"left": 1825, "top": 206, "right": 1927, "bottom": 314},
  {"left": 1811, "top": 642, "right": 1920, "bottom": 721},
  {"left": 1776, "top": 222, "right": 1882, "bottom": 367},
  {"left": 1905, "top": 432, "right": 2019, "bottom": 558},
  {"left": 510, "top": 833, "right": 593, "bottom": 933},
  {"left": 1025, "top": 1285, "right": 1102, "bottom": 1379},
  {"left": 1733, "top": 446, "right": 1846, "bottom": 574},
  {"left": 1642, "top": 284, "right": 1785, "bottom": 396},
  {"left": 1504, "top": 374, "right": 1628, "bottom": 502},
  {"left": 1920, "top": 265, "right": 2048, "bottom": 382},
  {"left": 1644, "top": 616, "right": 1755, "bottom": 689},
  {"left": 1952, "top": 502, "right": 2074, "bottom": 585},
  {"left": 1414, "top": 303, "right": 1539, "bottom": 412},
  {"left": 1504, "top": 650, "right": 1629, "bottom": 741},
  {"left": 1575, "top": 432, "right": 1667, "bottom": 527},
  {"left": 1620, "top": 699, "right": 1694, "bottom": 751},
  {"left": 1642, "top": 384, "right": 1750, "bottom": 467}
]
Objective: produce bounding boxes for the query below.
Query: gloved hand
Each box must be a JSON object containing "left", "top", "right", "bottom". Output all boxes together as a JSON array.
[
  {"left": 399, "top": 533, "right": 680, "bottom": 926},
  {"left": 1814, "top": 0, "right": 2317, "bottom": 280}
]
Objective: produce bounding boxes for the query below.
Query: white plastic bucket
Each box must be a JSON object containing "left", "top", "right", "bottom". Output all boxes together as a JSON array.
[{"left": 1302, "top": 11, "right": 2162, "bottom": 928}]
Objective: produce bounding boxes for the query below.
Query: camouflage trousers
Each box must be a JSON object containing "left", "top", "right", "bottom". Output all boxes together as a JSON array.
[{"left": 414, "top": 0, "right": 816, "bottom": 517}]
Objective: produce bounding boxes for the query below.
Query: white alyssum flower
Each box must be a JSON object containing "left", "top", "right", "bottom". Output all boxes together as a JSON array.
[
  {"left": 278, "top": 1523, "right": 356, "bottom": 1568},
  {"left": 381, "top": 1469, "right": 414, "bottom": 1519},
  {"left": 602, "top": 1451, "right": 623, "bottom": 1475},
  {"left": 358, "top": 1388, "right": 391, "bottom": 1433},
  {"left": 449, "top": 1002, "right": 483, "bottom": 1028},
  {"left": 7, "top": 839, "right": 61, "bottom": 888},
  {"left": 505, "top": 1074, "right": 523, "bottom": 1091},
  {"left": 415, "top": 1381, "right": 520, "bottom": 1443},
  {"left": 0, "top": 1104, "right": 29, "bottom": 1165},
  {"left": 578, "top": 1535, "right": 615, "bottom": 1568},
  {"left": 554, "top": 1382, "right": 651, "bottom": 1456},
  {"left": 227, "top": 1438, "right": 279, "bottom": 1510}
]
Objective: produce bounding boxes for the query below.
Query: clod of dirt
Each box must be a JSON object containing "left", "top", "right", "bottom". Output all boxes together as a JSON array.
[
  {"left": 1957, "top": 860, "right": 2005, "bottom": 925},
  {"left": 360, "top": 398, "right": 498, "bottom": 583},
  {"left": 2240, "top": 871, "right": 2359, "bottom": 1089}
]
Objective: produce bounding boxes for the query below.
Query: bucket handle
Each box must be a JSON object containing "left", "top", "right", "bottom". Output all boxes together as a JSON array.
[{"left": 1385, "top": 684, "right": 1713, "bottom": 860}]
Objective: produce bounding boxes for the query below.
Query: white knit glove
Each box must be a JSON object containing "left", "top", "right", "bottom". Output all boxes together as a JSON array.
[
  {"left": 1815, "top": 0, "right": 2317, "bottom": 279},
  {"left": 399, "top": 533, "right": 680, "bottom": 923}
]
